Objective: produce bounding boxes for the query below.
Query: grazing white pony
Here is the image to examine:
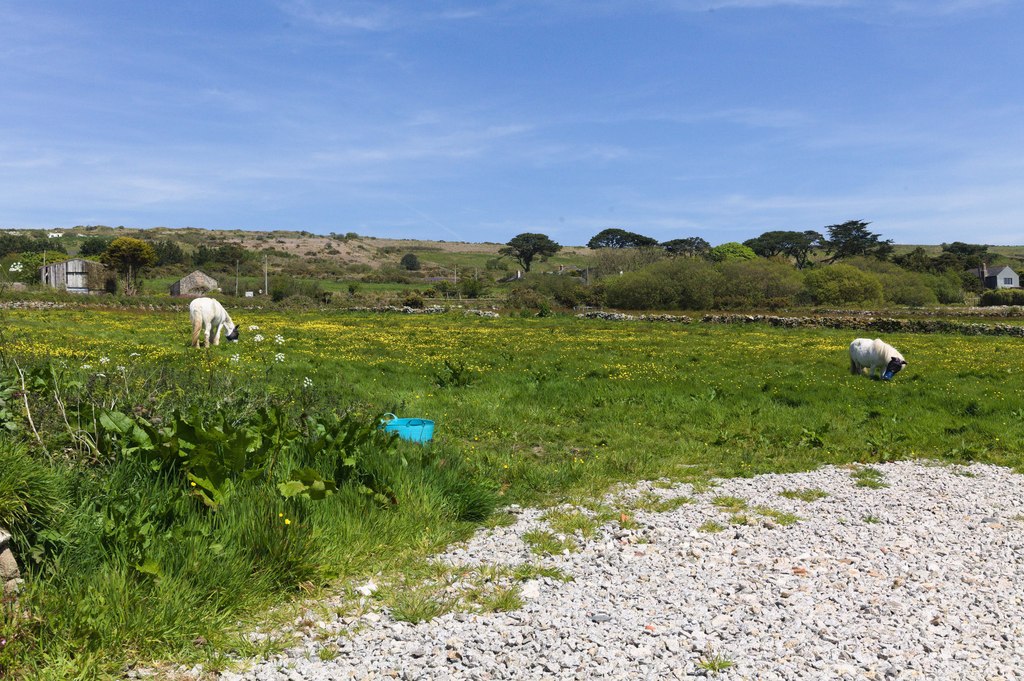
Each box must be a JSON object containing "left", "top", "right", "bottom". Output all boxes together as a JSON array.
[
  {"left": 189, "top": 297, "right": 239, "bottom": 348},
  {"left": 849, "top": 338, "right": 906, "bottom": 380}
]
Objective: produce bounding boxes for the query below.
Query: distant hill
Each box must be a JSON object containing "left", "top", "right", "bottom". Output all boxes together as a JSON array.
[{"left": 18, "top": 226, "right": 591, "bottom": 280}]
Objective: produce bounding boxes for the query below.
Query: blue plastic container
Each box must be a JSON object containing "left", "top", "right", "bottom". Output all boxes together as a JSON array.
[{"left": 380, "top": 413, "right": 435, "bottom": 444}]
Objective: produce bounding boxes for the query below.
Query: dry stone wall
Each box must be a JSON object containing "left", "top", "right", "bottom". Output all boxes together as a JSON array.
[{"left": 577, "top": 310, "right": 1024, "bottom": 337}]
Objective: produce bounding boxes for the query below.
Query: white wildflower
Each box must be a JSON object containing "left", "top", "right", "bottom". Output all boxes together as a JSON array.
[
  {"left": 116, "top": 366, "right": 126, "bottom": 372},
  {"left": 99, "top": 356, "right": 110, "bottom": 365},
  {"left": 8, "top": 262, "right": 23, "bottom": 273},
  {"left": 81, "top": 364, "right": 92, "bottom": 370},
  {"left": 129, "top": 352, "right": 141, "bottom": 358},
  {"left": 274, "top": 353, "right": 285, "bottom": 363},
  {"left": 248, "top": 325, "right": 260, "bottom": 331},
  {"left": 303, "top": 376, "right": 313, "bottom": 388},
  {"left": 274, "top": 335, "right": 285, "bottom": 345},
  {"left": 230, "top": 354, "right": 240, "bottom": 363},
  {"left": 253, "top": 334, "right": 264, "bottom": 343}
]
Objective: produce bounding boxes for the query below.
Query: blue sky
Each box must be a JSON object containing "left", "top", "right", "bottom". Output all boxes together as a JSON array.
[{"left": 2, "top": 1, "right": 1022, "bottom": 246}]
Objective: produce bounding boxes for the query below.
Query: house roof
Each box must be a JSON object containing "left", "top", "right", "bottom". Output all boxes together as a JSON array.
[{"left": 988, "top": 265, "right": 1017, "bottom": 277}]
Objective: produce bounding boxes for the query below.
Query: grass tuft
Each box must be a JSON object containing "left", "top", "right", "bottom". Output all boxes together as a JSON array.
[
  {"left": 779, "top": 488, "right": 828, "bottom": 502},
  {"left": 522, "top": 529, "right": 578, "bottom": 555}
]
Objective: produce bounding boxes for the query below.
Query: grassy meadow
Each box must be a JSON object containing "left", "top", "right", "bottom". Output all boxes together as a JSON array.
[{"left": 1, "top": 307, "right": 1023, "bottom": 677}]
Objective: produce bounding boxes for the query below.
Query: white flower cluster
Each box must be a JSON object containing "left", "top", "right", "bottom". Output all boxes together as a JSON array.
[
  {"left": 230, "top": 354, "right": 240, "bottom": 363},
  {"left": 274, "top": 335, "right": 285, "bottom": 345},
  {"left": 252, "top": 334, "right": 264, "bottom": 343},
  {"left": 274, "top": 352, "right": 285, "bottom": 363},
  {"left": 303, "top": 376, "right": 313, "bottom": 388},
  {"left": 8, "top": 262, "right": 23, "bottom": 273}
]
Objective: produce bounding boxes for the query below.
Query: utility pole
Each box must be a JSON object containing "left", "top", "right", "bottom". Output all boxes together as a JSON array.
[
  {"left": 264, "top": 254, "right": 268, "bottom": 296},
  {"left": 235, "top": 260, "right": 239, "bottom": 297}
]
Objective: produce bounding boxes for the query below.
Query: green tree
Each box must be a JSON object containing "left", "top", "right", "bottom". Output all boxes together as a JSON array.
[
  {"left": 100, "top": 237, "right": 157, "bottom": 296},
  {"left": 823, "top": 220, "right": 893, "bottom": 262},
  {"left": 499, "top": 233, "right": 561, "bottom": 272},
  {"left": 78, "top": 236, "right": 113, "bottom": 258},
  {"left": 587, "top": 228, "right": 659, "bottom": 249},
  {"left": 941, "top": 242, "right": 990, "bottom": 269},
  {"left": 399, "top": 253, "right": 421, "bottom": 271},
  {"left": 708, "top": 242, "right": 757, "bottom": 262},
  {"left": 154, "top": 240, "right": 187, "bottom": 266},
  {"left": 744, "top": 230, "right": 822, "bottom": 269},
  {"left": 892, "top": 247, "right": 935, "bottom": 273},
  {"left": 661, "top": 237, "right": 711, "bottom": 258}
]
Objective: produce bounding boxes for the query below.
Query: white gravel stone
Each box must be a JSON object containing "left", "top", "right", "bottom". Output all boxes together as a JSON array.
[{"left": 211, "top": 462, "right": 1024, "bottom": 680}]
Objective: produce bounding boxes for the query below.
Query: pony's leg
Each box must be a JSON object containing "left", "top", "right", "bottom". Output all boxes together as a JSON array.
[{"left": 192, "top": 316, "right": 203, "bottom": 348}]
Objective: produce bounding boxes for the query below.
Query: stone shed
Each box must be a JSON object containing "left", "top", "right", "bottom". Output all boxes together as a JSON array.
[{"left": 170, "top": 271, "right": 219, "bottom": 297}]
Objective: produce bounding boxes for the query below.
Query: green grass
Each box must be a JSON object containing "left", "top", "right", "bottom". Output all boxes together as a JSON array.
[
  {"left": 522, "top": 529, "right": 578, "bottom": 555},
  {"left": 710, "top": 495, "right": 748, "bottom": 512},
  {"left": 755, "top": 506, "right": 801, "bottom": 526},
  {"left": 851, "top": 466, "right": 890, "bottom": 489},
  {"left": 3, "top": 308, "right": 1024, "bottom": 677},
  {"left": 698, "top": 653, "right": 735, "bottom": 673},
  {"left": 511, "top": 563, "right": 573, "bottom": 583},
  {"left": 779, "top": 488, "right": 829, "bottom": 502},
  {"left": 625, "top": 491, "right": 694, "bottom": 513},
  {"left": 698, "top": 520, "right": 727, "bottom": 533},
  {"left": 541, "top": 508, "right": 600, "bottom": 538}
]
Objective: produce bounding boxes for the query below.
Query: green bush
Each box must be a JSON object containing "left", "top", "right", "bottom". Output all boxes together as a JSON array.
[
  {"left": 844, "top": 257, "right": 939, "bottom": 307},
  {"left": 708, "top": 242, "right": 757, "bottom": 263},
  {"left": 399, "top": 254, "right": 421, "bottom": 271},
  {"left": 457, "top": 278, "right": 489, "bottom": 299},
  {"left": 504, "top": 285, "right": 550, "bottom": 311},
  {"left": 980, "top": 288, "right": 1024, "bottom": 306},
  {"left": 514, "top": 273, "right": 598, "bottom": 308},
  {"left": 269, "top": 275, "right": 323, "bottom": 302},
  {"left": 927, "top": 271, "right": 966, "bottom": 304},
  {"left": 802, "top": 264, "right": 883, "bottom": 305},
  {"left": 604, "top": 257, "right": 719, "bottom": 311},
  {"left": 714, "top": 258, "right": 802, "bottom": 309}
]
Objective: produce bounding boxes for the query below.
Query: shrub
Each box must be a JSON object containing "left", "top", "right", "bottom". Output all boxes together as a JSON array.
[
  {"left": 458, "top": 278, "right": 489, "bottom": 299},
  {"left": 515, "top": 273, "right": 598, "bottom": 308},
  {"left": 927, "top": 271, "right": 966, "bottom": 304},
  {"left": 603, "top": 271, "right": 679, "bottom": 310},
  {"left": 403, "top": 293, "right": 425, "bottom": 308},
  {"left": 503, "top": 286, "right": 550, "bottom": 311},
  {"left": 604, "top": 257, "right": 719, "bottom": 311},
  {"left": 844, "top": 257, "right": 938, "bottom": 307},
  {"left": 980, "top": 288, "right": 1024, "bottom": 306},
  {"left": 714, "top": 258, "right": 802, "bottom": 309},
  {"left": 269, "top": 276, "right": 323, "bottom": 302},
  {"left": 399, "top": 254, "right": 420, "bottom": 271},
  {"left": 802, "top": 264, "right": 882, "bottom": 305},
  {"left": 708, "top": 242, "right": 757, "bottom": 262}
]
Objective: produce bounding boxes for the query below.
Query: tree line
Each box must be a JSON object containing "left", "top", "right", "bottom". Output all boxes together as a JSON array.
[{"left": 498, "top": 220, "right": 1000, "bottom": 311}]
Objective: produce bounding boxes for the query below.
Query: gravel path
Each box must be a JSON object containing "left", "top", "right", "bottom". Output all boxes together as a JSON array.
[{"left": 213, "top": 461, "right": 1024, "bottom": 680}]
